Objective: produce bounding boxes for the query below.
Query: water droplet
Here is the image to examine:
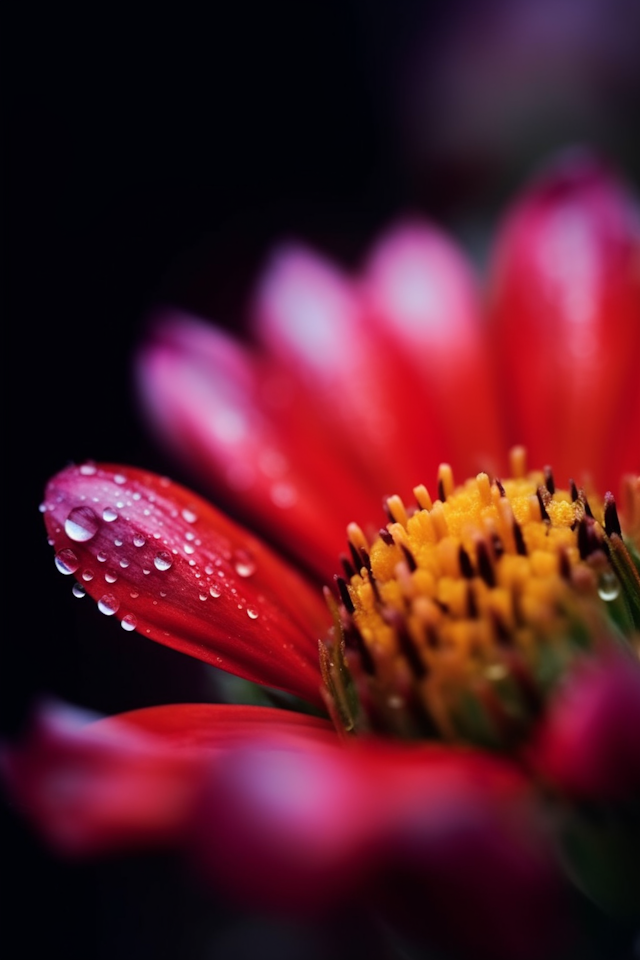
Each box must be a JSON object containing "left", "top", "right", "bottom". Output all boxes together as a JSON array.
[
  {"left": 121, "top": 613, "right": 137, "bottom": 631},
  {"left": 130, "top": 590, "right": 140, "bottom": 599},
  {"left": 234, "top": 550, "right": 256, "bottom": 578},
  {"left": 133, "top": 533, "right": 146, "bottom": 548},
  {"left": 199, "top": 593, "right": 208, "bottom": 601},
  {"left": 114, "top": 538, "right": 123, "bottom": 546},
  {"left": 97, "top": 551, "right": 107, "bottom": 563},
  {"left": 54, "top": 548, "right": 80, "bottom": 575},
  {"left": 97, "top": 594, "right": 120, "bottom": 616},
  {"left": 598, "top": 570, "right": 620, "bottom": 602},
  {"left": 246, "top": 606, "right": 259, "bottom": 619},
  {"left": 104, "top": 570, "right": 118, "bottom": 584},
  {"left": 102, "top": 507, "right": 118, "bottom": 522},
  {"left": 38, "top": 502, "right": 46, "bottom": 513},
  {"left": 184, "top": 543, "right": 195, "bottom": 555},
  {"left": 114, "top": 473, "right": 126, "bottom": 485},
  {"left": 119, "top": 558, "right": 130, "bottom": 569},
  {"left": 154, "top": 551, "right": 173, "bottom": 571},
  {"left": 72, "top": 583, "right": 86, "bottom": 598},
  {"left": 210, "top": 584, "right": 221, "bottom": 598},
  {"left": 79, "top": 462, "right": 97, "bottom": 476},
  {"left": 65, "top": 505, "right": 99, "bottom": 542},
  {"left": 82, "top": 569, "right": 94, "bottom": 581},
  {"left": 182, "top": 508, "right": 197, "bottom": 523}
]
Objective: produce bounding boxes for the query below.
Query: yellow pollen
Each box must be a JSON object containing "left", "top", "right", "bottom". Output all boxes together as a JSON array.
[{"left": 321, "top": 454, "right": 640, "bottom": 747}]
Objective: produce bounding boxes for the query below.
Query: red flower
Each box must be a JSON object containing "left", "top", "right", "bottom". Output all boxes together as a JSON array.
[{"left": 4, "top": 151, "right": 640, "bottom": 959}]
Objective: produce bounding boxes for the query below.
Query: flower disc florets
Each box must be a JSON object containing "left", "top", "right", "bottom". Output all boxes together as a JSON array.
[{"left": 321, "top": 448, "right": 640, "bottom": 749}]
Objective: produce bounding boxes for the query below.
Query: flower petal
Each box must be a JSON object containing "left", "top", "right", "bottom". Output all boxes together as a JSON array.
[
  {"left": 489, "top": 150, "right": 640, "bottom": 491},
  {"left": 530, "top": 651, "right": 640, "bottom": 804},
  {"left": 43, "top": 463, "right": 328, "bottom": 707},
  {"left": 137, "top": 313, "right": 382, "bottom": 580},
  {"left": 2, "top": 702, "right": 334, "bottom": 855},
  {"left": 363, "top": 221, "right": 504, "bottom": 478},
  {"left": 192, "top": 738, "right": 567, "bottom": 960},
  {"left": 252, "top": 244, "right": 447, "bottom": 495}
]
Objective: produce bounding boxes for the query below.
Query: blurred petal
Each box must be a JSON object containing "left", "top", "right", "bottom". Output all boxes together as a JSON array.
[
  {"left": 363, "top": 221, "right": 504, "bottom": 478},
  {"left": 252, "top": 245, "right": 446, "bottom": 495},
  {"left": 43, "top": 463, "right": 328, "bottom": 707},
  {"left": 489, "top": 150, "right": 640, "bottom": 490},
  {"left": 530, "top": 651, "right": 640, "bottom": 803},
  {"left": 137, "top": 313, "right": 381, "bottom": 580},
  {"left": 2, "top": 702, "right": 334, "bottom": 855}
]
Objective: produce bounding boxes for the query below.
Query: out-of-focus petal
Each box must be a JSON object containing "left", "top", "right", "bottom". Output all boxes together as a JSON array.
[
  {"left": 2, "top": 702, "right": 334, "bottom": 855},
  {"left": 489, "top": 151, "right": 640, "bottom": 491},
  {"left": 137, "top": 313, "right": 382, "bottom": 580},
  {"left": 252, "top": 245, "right": 447, "bottom": 496},
  {"left": 42, "top": 463, "right": 328, "bottom": 708},
  {"left": 363, "top": 221, "right": 504, "bottom": 479},
  {"left": 192, "top": 737, "right": 566, "bottom": 960},
  {"left": 530, "top": 651, "right": 640, "bottom": 803}
]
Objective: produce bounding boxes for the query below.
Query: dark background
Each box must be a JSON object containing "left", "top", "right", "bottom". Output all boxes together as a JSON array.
[{"left": 5, "top": 2, "right": 640, "bottom": 957}]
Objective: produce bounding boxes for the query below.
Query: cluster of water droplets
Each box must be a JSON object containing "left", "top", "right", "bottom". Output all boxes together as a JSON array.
[{"left": 44, "top": 462, "right": 264, "bottom": 639}]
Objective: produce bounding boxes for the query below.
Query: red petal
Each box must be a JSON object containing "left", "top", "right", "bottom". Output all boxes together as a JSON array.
[
  {"left": 252, "top": 244, "right": 447, "bottom": 496},
  {"left": 192, "top": 738, "right": 566, "bottom": 959},
  {"left": 530, "top": 652, "right": 640, "bottom": 803},
  {"left": 489, "top": 151, "right": 640, "bottom": 491},
  {"left": 2, "top": 702, "right": 334, "bottom": 855},
  {"left": 363, "top": 221, "right": 504, "bottom": 479},
  {"left": 43, "top": 463, "right": 328, "bottom": 707},
  {"left": 137, "top": 313, "right": 381, "bottom": 580}
]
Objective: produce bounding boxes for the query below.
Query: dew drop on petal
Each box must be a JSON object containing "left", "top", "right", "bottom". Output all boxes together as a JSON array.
[
  {"left": 199, "top": 593, "right": 208, "bottom": 601},
  {"left": 154, "top": 551, "right": 173, "bottom": 571},
  {"left": 233, "top": 549, "right": 256, "bottom": 578},
  {"left": 210, "top": 584, "right": 221, "bottom": 598},
  {"left": 82, "top": 569, "right": 94, "bottom": 582},
  {"left": 114, "top": 474, "right": 126, "bottom": 485},
  {"left": 98, "top": 594, "right": 120, "bottom": 616},
  {"left": 246, "top": 606, "right": 259, "bottom": 619},
  {"left": 72, "top": 583, "right": 86, "bottom": 598},
  {"left": 181, "top": 508, "right": 198, "bottom": 523},
  {"left": 65, "top": 505, "right": 99, "bottom": 542},
  {"left": 104, "top": 570, "right": 118, "bottom": 584},
  {"left": 119, "top": 558, "right": 130, "bottom": 568},
  {"left": 55, "top": 548, "right": 80, "bottom": 575},
  {"left": 121, "top": 613, "right": 137, "bottom": 631},
  {"left": 133, "top": 533, "right": 146, "bottom": 548},
  {"left": 97, "top": 551, "right": 107, "bottom": 563},
  {"left": 79, "top": 462, "right": 97, "bottom": 476},
  {"left": 103, "top": 507, "right": 118, "bottom": 522},
  {"left": 598, "top": 570, "right": 620, "bottom": 602}
]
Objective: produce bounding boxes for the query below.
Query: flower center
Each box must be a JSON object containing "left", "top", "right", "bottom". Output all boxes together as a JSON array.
[{"left": 321, "top": 448, "right": 640, "bottom": 749}]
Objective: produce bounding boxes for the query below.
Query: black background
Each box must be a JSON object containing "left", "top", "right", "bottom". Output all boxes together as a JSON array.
[{"left": 5, "top": 2, "right": 640, "bottom": 957}]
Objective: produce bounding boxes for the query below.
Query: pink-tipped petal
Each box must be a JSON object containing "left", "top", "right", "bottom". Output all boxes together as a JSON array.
[
  {"left": 530, "top": 652, "right": 640, "bottom": 804},
  {"left": 252, "top": 245, "right": 446, "bottom": 496},
  {"left": 137, "top": 313, "right": 381, "bottom": 580},
  {"left": 43, "top": 463, "right": 328, "bottom": 708},
  {"left": 490, "top": 151, "right": 640, "bottom": 490},
  {"left": 2, "top": 702, "right": 334, "bottom": 855},
  {"left": 364, "top": 221, "right": 504, "bottom": 478},
  {"left": 193, "top": 738, "right": 566, "bottom": 960}
]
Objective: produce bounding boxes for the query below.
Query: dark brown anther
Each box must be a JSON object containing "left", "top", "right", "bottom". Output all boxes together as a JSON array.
[
  {"left": 348, "top": 540, "right": 362, "bottom": 574},
  {"left": 579, "top": 489, "right": 594, "bottom": 518},
  {"left": 437, "top": 477, "right": 446, "bottom": 502},
  {"left": 387, "top": 611, "right": 427, "bottom": 679},
  {"left": 491, "top": 532, "right": 505, "bottom": 559},
  {"left": 604, "top": 492, "right": 622, "bottom": 538},
  {"left": 340, "top": 554, "right": 356, "bottom": 580},
  {"left": 512, "top": 519, "right": 527, "bottom": 556},
  {"left": 536, "top": 486, "right": 551, "bottom": 522},
  {"left": 491, "top": 611, "right": 512, "bottom": 646},
  {"left": 379, "top": 527, "right": 395, "bottom": 546},
  {"left": 476, "top": 540, "right": 496, "bottom": 587},
  {"left": 401, "top": 544, "right": 417, "bottom": 572},
  {"left": 344, "top": 621, "right": 375, "bottom": 675},
  {"left": 543, "top": 466, "right": 555, "bottom": 495},
  {"left": 570, "top": 479, "right": 579, "bottom": 502},
  {"left": 558, "top": 547, "right": 571, "bottom": 580},
  {"left": 335, "top": 575, "right": 355, "bottom": 614},
  {"left": 459, "top": 545, "right": 475, "bottom": 579},
  {"left": 495, "top": 478, "right": 506, "bottom": 498},
  {"left": 467, "top": 583, "right": 478, "bottom": 618},
  {"left": 577, "top": 516, "right": 602, "bottom": 560}
]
